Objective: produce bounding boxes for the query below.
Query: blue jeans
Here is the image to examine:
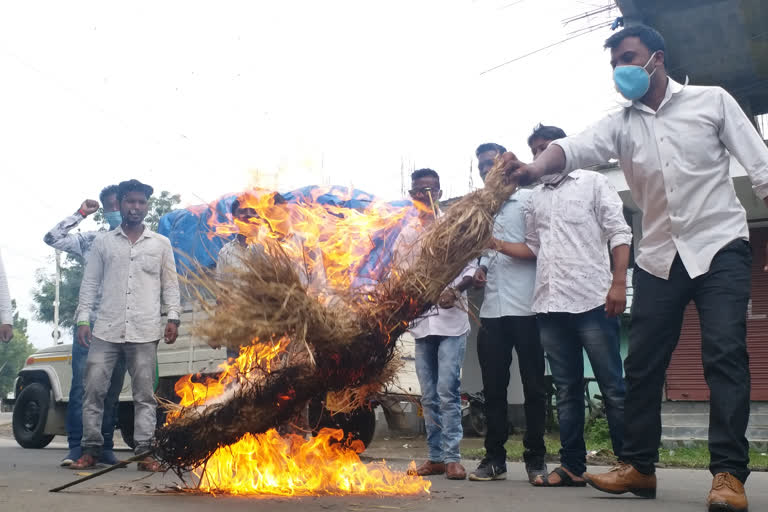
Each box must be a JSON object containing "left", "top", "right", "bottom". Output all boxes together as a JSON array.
[
  {"left": 414, "top": 334, "right": 467, "bottom": 464},
  {"left": 538, "top": 305, "right": 625, "bottom": 475},
  {"left": 67, "top": 329, "right": 126, "bottom": 451}
]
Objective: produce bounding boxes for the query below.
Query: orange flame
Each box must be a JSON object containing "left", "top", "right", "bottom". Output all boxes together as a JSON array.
[
  {"left": 191, "top": 428, "right": 430, "bottom": 496},
  {"left": 208, "top": 186, "right": 416, "bottom": 295},
  {"left": 167, "top": 339, "right": 287, "bottom": 423},
  {"left": 171, "top": 339, "right": 429, "bottom": 496},
  {"left": 171, "top": 187, "right": 430, "bottom": 496}
]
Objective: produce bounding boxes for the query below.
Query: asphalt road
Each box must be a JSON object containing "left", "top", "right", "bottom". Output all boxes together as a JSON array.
[{"left": 2, "top": 435, "right": 768, "bottom": 512}]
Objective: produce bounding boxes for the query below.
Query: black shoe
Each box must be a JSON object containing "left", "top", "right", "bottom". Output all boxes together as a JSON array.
[
  {"left": 525, "top": 462, "right": 548, "bottom": 484},
  {"left": 469, "top": 459, "right": 507, "bottom": 481}
]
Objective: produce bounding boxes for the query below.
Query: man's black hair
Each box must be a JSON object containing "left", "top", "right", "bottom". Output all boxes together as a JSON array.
[
  {"left": 411, "top": 168, "right": 440, "bottom": 187},
  {"left": 604, "top": 24, "right": 666, "bottom": 54},
  {"left": 527, "top": 124, "right": 567, "bottom": 147},
  {"left": 99, "top": 185, "right": 119, "bottom": 205},
  {"left": 475, "top": 143, "right": 507, "bottom": 157},
  {"left": 117, "top": 179, "right": 154, "bottom": 202}
]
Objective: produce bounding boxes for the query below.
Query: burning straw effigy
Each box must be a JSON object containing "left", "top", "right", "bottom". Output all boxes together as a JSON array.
[{"left": 153, "top": 159, "right": 519, "bottom": 474}]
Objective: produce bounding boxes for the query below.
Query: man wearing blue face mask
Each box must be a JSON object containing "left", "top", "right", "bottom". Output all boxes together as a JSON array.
[
  {"left": 503, "top": 24, "right": 768, "bottom": 512},
  {"left": 44, "top": 185, "right": 127, "bottom": 467}
]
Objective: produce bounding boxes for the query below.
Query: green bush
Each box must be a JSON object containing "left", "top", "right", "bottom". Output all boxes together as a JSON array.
[{"left": 584, "top": 417, "right": 610, "bottom": 444}]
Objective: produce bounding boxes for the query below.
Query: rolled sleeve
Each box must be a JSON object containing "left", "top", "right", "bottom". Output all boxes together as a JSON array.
[
  {"left": 595, "top": 174, "right": 632, "bottom": 250},
  {"left": 522, "top": 197, "right": 540, "bottom": 256},
  {"left": 161, "top": 241, "right": 181, "bottom": 321},
  {"left": 479, "top": 253, "right": 491, "bottom": 270},
  {"left": 461, "top": 261, "right": 477, "bottom": 280},
  {"left": 553, "top": 113, "right": 621, "bottom": 174}
]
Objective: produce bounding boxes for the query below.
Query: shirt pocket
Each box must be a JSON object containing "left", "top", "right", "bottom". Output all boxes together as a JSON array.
[
  {"left": 560, "top": 199, "right": 592, "bottom": 223},
  {"left": 140, "top": 254, "right": 160, "bottom": 275}
]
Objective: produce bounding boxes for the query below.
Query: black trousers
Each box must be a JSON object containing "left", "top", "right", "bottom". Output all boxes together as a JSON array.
[
  {"left": 478, "top": 315, "right": 547, "bottom": 466},
  {"left": 624, "top": 240, "right": 752, "bottom": 482}
]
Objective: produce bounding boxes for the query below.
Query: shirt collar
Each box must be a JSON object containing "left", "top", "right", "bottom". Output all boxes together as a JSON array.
[
  {"left": 115, "top": 225, "right": 152, "bottom": 242},
  {"left": 629, "top": 77, "right": 688, "bottom": 114},
  {"left": 541, "top": 169, "right": 582, "bottom": 188}
]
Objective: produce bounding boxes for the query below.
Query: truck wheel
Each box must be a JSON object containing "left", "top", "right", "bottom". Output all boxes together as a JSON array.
[
  {"left": 12, "top": 382, "right": 55, "bottom": 449},
  {"left": 308, "top": 400, "right": 377, "bottom": 450},
  {"left": 117, "top": 403, "right": 136, "bottom": 450}
]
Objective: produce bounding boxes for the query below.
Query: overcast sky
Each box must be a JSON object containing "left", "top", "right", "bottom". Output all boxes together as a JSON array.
[{"left": 0, "top": 0, "right": 625, "bottom": 349}]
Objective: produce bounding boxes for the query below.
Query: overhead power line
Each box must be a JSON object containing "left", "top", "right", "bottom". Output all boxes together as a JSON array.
[{"left": 479, "top": 20, "right": 611, "bottom": 75}]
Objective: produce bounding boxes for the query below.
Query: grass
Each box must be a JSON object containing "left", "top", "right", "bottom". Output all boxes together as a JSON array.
[{"left": 460, "top": 433, "right": 768, "bottom": 471}]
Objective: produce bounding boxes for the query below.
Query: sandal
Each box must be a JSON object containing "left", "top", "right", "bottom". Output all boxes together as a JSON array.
[
  {"left": 532, "top": 466, "right": 587, "bottom": 487},
  {"left": 136, "top": 456, "right": 162, "bottom": 472},
  {"left": 69, "top": 454, "right": 98, "bottom": 470}
]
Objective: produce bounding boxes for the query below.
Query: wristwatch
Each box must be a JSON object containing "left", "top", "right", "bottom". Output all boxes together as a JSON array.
[{"left": 168, "top": 319, "right": 181, "bottom": 326}]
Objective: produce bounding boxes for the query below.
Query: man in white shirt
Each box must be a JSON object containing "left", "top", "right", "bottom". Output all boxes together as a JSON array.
[
  {"left": 495, "top": 125, "right": 631, "bottom": 488},
  {"left": 397, "top": 169, "right": 475, "bottom": 481},
  {"left": 506, "top": 25, "right": 768, "bottom": 511},
  {"left": 468, "top": 143, "right": 547, "bottom": 484},
  {"left": 0, "top": 249, "right": 13, "bottom": 343},
  {"left": 214, "top": 192, "right": 274, "bottom": 360},
  {"left": 71, "top": 179, "right": 181, "bottom": 472}
]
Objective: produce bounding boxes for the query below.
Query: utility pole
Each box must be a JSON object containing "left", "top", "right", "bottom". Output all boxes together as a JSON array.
[{"left": 52, "top": 250, "right": 61, "bottom": 345}]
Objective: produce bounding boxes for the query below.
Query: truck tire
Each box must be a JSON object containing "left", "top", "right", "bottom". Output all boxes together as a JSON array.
[
  {"left": 308, "top": 400, "right": 377, "bottom": 450},
  {"left": 12, "top": 382, "right": 55, "bottom": 449},
  {"left": 117, "top": 403, "right": 136, "bottom": 449}
]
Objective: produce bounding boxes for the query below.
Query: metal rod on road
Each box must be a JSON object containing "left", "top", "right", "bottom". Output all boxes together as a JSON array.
[{"left": 49, "top": 451, "right": 152, "bottom": 493}]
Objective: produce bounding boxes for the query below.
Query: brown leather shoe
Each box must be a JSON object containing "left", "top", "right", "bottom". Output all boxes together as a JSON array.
[
  {"left": 446, "top": 462, "right": 467, "bottom": 480},
  {"left": 707, "top": 473, "right": 748, "bottom": 512},
  {"left": 408, "top": 460, "right": 446, "bottom": 476},
  {"left": 583, "top": 463, "right": 656, "bottom": 498}
]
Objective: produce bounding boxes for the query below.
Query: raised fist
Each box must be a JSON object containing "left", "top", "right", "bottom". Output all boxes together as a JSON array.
[{"left": 79, "top": 199, "right": 100, "bottom": 216}]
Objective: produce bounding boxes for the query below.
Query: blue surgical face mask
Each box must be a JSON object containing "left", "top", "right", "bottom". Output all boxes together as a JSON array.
[
  {"left": 613, "top": 53, "right": 658, "bottom": 101},
  {"left": 104, "top": 210, "right": 122, "bottom": 229}
]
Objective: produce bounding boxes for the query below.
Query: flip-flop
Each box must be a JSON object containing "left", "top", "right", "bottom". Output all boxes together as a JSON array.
[
  {"left": 137, "top": 457, "right": 162, "bottom": 472},
  {"left": 532, "top": 467, "right": 587, "bottom": 487}
]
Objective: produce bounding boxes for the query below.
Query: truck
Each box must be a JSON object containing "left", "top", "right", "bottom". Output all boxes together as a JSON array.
[{"left": 6, "top": 305, "right": 423, "bottom": 451}]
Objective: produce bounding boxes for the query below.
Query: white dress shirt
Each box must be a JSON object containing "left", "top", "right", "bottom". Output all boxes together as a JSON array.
[
  {"left": 524, "top": 169, "right": 632, "bottom": 314},
  {"left": 215, "top": 239, "right": 267, "bottom": 278},
  {"left": 479, "top": 189, "right": 537, "bottom": 318},
  {"left": 555, "top": 78, "right": 768, "bottom": 279},
  {"left": 0, "top": 249, "right": 12, "bottom": 325},
  {"left": 78, "top": 227, "right": 181, "bottom": 343},
  {"left": 393, "top": 212, "right": 476, "bottom": 339}
]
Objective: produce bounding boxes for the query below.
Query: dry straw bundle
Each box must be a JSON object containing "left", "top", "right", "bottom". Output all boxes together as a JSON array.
[{"left": 154, "top": 160, "right": 518, "bottom": 472}]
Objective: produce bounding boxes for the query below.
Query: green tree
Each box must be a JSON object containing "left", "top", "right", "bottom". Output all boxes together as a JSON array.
[
  {"left": 33, "top": 254, "right": 84, "bottom": 328},
  {"left": 33, "top": 190, "right": 181, "bottom": 327},
  {"left": 0, "top": 301, "right": 36, "bottom": 398}
]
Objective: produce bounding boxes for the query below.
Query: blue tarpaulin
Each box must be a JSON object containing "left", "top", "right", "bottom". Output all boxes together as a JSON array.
[{"left": 158, "top": 186, "right": 412, "bottom": 284}]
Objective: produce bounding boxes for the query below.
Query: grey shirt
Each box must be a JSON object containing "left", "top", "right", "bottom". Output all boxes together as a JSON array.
[
  {"left": 77, "top": 227, "right": 181, "bottom": 343},
  {"left": 44, "top": 212, "right": 105, "bottom": 322}
]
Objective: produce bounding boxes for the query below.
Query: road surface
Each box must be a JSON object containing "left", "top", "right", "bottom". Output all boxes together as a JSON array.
[{"left": 1, "top": 434, "right": 767, "bottom": 511}]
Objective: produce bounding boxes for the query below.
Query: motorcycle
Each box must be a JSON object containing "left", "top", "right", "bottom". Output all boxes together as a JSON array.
[{"left": 461, "top": 391, "right": 487, "bottom": 437}]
